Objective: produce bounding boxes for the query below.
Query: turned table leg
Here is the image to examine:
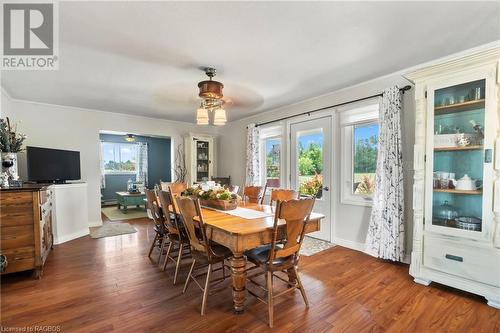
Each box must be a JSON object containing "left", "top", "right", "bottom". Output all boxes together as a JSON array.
[{"left": 230, "top": 252, "right": 247, "bottom": 314}]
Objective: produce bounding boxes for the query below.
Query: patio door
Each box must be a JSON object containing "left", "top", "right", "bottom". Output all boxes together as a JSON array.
[{"left": 290, "top": 117, "right": 332, "bottom": 241}]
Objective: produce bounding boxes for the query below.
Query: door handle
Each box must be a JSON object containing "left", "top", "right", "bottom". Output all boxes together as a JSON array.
[{"left": 323, "top": 187, "right": 329, "bottom": 191}]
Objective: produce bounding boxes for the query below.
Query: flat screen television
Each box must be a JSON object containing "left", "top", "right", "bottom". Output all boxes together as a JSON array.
[{"left": 27, "top": 146, "right": 81, "bottom": 183}]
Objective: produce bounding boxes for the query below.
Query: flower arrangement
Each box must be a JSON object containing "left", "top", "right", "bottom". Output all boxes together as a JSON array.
[
  {"left": 299, "top": 173, "right": 323, "bottom": 197},
  {"left": 354, "top": 175, "right": 375, "bottom": 195},
  {"left": 182, "top": 184, "right": 240, "bottom": 210},
  {"left": 0, "top": 117, "right": 27, "bottom": 153}
]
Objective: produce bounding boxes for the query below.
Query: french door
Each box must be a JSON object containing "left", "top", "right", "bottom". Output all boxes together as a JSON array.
[{"left": 290, "top": 117, "right": 332, "bottom": 241}]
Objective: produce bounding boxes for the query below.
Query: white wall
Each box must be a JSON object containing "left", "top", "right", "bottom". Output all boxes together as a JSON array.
[
  {"left": 216, "top": 74, "right": 415, "bottom": 255},
  {"left": 1, "top": 89, "right": 218, "bottom": 226}
]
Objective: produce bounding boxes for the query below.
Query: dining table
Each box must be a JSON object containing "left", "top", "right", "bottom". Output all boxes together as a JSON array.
[{"left": 199, "top": 202, "right": 325, "bottom": 314}]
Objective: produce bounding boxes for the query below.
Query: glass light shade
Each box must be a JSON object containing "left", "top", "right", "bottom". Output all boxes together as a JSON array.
[
  {"left": 213, "top": 108, "right": 227, "bottom": 126},
  {"left": 196, "top": 107, "right": 209, "bottom": 125}
]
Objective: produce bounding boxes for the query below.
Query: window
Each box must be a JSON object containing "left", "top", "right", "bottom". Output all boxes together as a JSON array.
[
  {"left": 260, "top": 126, "right": 283, "bottom": 189},
  {"left": 353, "top": 123, "right": 378, "bottom": 195},
  {"left": 340, "top": 100, "right": 379, "bottom": 206},
  {"left": 264, "top": 137, "right": 281, "bottom": 188},
  {"left": 102, "top": 142, "right": 137, "bottom": 174}
]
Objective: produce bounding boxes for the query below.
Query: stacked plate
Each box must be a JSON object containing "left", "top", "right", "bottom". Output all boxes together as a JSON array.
[{"left": 454, "top": 217, "right": 482, "bottom": 231}]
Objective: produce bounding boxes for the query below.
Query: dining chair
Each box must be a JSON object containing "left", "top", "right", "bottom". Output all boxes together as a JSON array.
[
  {"left": 211, "top": 176, "right": 231, "bottom": 187},
  {"left": 145, "top": 189, "right": 168, "bottom": 264},
  {"left": 269, "top": 188, "right": 298, "bottom": 207},
  {"left": 243, "top": 185, "right": 267, "bottom": 204},
  {"left": 175, "top": 196, "right": 232, "bottom": 315},
  {"left": 157, "top": 190, "right": 191, "bottom": 284},
  {"left": 170, "top": 182, "right": 187, "bottom": 195},
  {"left": 244, "top": 198, "right": 315, "bottom": 327},
  {"left": 160, "top": 181, "right": 171, "bottom": 191}
]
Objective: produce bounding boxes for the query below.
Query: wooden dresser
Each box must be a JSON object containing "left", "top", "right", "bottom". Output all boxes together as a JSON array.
[{"left": 0, "top": 185, "right": 54, "bottom": 278}]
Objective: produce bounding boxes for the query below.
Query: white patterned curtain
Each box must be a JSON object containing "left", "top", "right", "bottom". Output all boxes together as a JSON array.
[
  {"left": 136, "top": 142, "right": 148, "bottom": 187},
  {"left": 99, "top": 141, "right": 106, "bottom": 189},
  {"left": 245, "top": 123, "right": 261, "bottom": 185},
  {"left": 365, "top": 86, "right": 405, "bottom": 261}
]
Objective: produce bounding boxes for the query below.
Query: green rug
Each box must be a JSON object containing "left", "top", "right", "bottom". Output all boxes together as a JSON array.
[{"left": 102, "top": 206, "right": 148, "bottom": 221}]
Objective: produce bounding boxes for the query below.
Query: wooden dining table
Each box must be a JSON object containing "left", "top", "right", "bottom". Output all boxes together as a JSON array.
[{"left": 200, "top": 202, "right": 325, "bottom": 314}]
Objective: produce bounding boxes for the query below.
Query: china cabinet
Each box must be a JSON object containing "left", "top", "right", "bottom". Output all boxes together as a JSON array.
[
  {"left": 184, "top": 134, "right": 216, "bottom": 185},
  {"left": 406, "top": 47, "right": 500, "bottom": 308}
]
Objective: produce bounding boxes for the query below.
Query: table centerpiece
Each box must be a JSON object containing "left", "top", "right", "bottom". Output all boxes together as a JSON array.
[{"left": 182, "top": 184, "right": 240, "bottom": 211}]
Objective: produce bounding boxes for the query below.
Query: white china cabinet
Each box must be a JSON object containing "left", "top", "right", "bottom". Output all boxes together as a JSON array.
[
  {"left": 406, "top": 47, "right": 500, "bottom": 308},
  {"left": 184, "top": 134, "right": 216, "bottom": 185}
]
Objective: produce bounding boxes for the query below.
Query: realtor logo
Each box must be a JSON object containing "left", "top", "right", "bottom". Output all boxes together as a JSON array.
[{"left": 1, "top": 2, "right": 59, "bottom": 69}]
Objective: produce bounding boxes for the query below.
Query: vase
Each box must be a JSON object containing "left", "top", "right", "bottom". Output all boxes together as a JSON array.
[{"left": 1, "top": 152, "right": 19, "bottom": 187}]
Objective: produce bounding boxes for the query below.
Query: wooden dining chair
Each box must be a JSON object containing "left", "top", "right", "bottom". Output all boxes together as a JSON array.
[
  {"left": 175, "top": 196, "right": 232, "bottom": 315},
  {"left": 244, "top": 198, "right": 315, "bottom": 327},
  {"left": 169, "top": 182, "right": 187, "bottom": 195},
  {"left": 160, "top": 181, "right": 171, "bottom": 191},
  {"left": 157, "top": 190, "right": 191, "bottom": 284},
  {"left": 269, "top": 188, "right": 298, "bottom": 207},
  {"left": 243, "top": 185, "right": 267, "bottom": 204},
  {"left": 145, "top": 189, "right": 168, "bottom": 263}
]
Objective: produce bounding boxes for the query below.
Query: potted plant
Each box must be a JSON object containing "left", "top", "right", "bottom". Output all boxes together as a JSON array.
[{"left": 0, "top": 117, "right": 27, "bottom": 187}]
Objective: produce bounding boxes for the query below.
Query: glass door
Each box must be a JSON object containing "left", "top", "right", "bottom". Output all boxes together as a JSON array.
[
  {"left": 427, "top": 76, "right": 493, "bottom": 238},
  {"left": 290, "top": 117, "right": 332, "bottom": 241},
  {"left": 196, "top": 140, "right": 210, "bottom": 182}
]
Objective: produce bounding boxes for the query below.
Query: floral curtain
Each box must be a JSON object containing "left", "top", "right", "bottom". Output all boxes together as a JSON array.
[
  {"left": 365, "top": 86, "right": 405, "bottom": 261},
  {"left": 99, "top": 141, "right": 106, "bottom": 189},
  {"left": 245, "top": 123, "right": 261, "bottom": 185},
  {"left": 136, "top": 142, "right": 148, "bottom": 188}
]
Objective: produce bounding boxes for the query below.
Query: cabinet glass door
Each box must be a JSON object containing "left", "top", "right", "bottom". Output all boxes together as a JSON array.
[
  {"left": 431, "top": 79, "right": 485, "bottom": 233},
  {"left": 196, "top": 140, "right": 209, "bottom": 182}
]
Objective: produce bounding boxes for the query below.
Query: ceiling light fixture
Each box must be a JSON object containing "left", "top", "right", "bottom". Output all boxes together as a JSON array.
[
  {"left": 196, "top": 67, "right": 227, "bottom": 125},
  {"left": 125, "top": 134, "right": 136, "bottom": 142}
]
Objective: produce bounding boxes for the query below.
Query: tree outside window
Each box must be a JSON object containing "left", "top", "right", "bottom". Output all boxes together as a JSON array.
[
  {"left": 353, "top": 123, "right": 378, "bottom": 195},
  {"left": 265, "top": 138, "right": 281, "bottom": 188},
  {"left": 102, "top": 142, "right": 137, "bottom": 173}
]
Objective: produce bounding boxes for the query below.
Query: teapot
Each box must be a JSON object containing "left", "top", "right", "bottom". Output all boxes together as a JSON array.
[{"left": 452, "top": 174, "right": 477, "bottom": 191}]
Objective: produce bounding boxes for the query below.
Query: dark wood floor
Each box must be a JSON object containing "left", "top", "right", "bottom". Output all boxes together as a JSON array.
[{"left": 2, "top": 216, "right": 499, "bottom": 332}]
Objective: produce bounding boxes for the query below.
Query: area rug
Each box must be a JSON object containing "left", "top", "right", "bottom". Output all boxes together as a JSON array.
[
  {"left": 101, "top": 206, "right": 148, "bottom": 221},
  {"left": 300, "top": 236, "right": 335, "bottom": 256},
  {"left": 89, "top": 222, "right": 137, "bottom": 239}
]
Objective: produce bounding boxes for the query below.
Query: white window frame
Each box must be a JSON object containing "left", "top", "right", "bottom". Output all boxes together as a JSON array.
[
  {"left": 340, "top": 99, "right": 380, "bottom": 207},
  {"left": 102, "top": 142, "right": 138, "bottom": 175},
  {"left": 259, "top": 125, "right": 284, "bottom": 192}
]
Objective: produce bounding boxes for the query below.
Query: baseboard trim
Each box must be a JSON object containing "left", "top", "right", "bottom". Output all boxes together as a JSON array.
[
  {"left": 88, "top": 220, "right": 103, "bottom": 227},
  {"left": 54, "top": 228, "right": 89, "bottom": 245},
  {"left": 333, "top": 237, "right": 411, "bottom": 264},
  {"left": 333, "top": 237, "right": 365, "bottom": 252}
]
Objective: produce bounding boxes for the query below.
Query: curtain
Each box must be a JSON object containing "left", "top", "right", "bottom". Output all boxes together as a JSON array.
[
  {"left": 245, "top": 123, "right": 261, "bottom": 185},
  {"left": 365, "top": 86, "right": 405, "bottom": 261},
  {"left": 99, "top": 141, "right": 106, "bottom": 189},
  {"left": 136, "top": 142, "right": 148, "bottom": 188}
]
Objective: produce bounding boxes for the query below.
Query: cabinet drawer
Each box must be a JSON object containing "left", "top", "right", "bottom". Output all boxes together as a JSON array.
[
  {"left": 1, "top": 225, "right": 34, "bottom": 249},
  {"left": 0, "top": 207, "right": 34, "bottom": 227},
  {"left": 0, "top": 192, "right": 33, "bottom": 207},
  {"left": 423, "top": 235, "right": 500, "bottom": 287},
  {"left": 0, "top": 246, "right": 35, "bottom": 274}
]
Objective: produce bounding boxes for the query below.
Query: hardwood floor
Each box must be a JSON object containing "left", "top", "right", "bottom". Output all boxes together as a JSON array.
[{"left": 1, "top": 216, "right": 499, "bottom": 332}]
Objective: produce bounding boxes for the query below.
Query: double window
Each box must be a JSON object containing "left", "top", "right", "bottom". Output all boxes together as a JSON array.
[
  {"left": 340, "top": 100, "right": 379, "bottom": 206},
  {"left": 102, "top": 142, "right": 137, "bottom": 174}
]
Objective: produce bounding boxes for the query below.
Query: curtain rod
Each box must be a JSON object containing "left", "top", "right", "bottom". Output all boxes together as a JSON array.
[{"left": 253, "top": 85, "right": 412, "bottom": 128}]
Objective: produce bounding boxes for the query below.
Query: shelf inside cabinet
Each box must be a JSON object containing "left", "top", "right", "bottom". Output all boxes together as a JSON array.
[
  {"left": 434, "top": 145, "right": 483, "bottom": 152},
  {"left": 434, "top": 99, "right": 485, "bottom": 115},
  {"left": 433, "top": 188, "right": 482, "bottom": 195}
]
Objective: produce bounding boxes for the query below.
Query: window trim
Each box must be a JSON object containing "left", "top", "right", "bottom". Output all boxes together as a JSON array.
[{"left": 340, "top": 99, "right": 379, "bottom": 207}]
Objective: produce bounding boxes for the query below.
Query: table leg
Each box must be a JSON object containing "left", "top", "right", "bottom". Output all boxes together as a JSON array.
[
  {"left": 123, "top": 205, "right": 128, "bottom": 214},
  {"left": 230, "top": 253, "right": 247, "bottom": 314}
]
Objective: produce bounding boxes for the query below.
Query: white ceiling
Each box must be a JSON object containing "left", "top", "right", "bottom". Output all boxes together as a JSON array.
[{"left": 2, "top": 1, "right": 499, "bottom": 123}]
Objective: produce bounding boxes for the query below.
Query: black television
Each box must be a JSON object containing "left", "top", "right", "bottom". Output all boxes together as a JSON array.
[{"left": 27, "top": 146, "right": 81, "bottom": 183}]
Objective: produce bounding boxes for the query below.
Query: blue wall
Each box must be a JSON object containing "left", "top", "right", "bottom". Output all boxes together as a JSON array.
[{"left": 100, "top": 133, "right": 171, "bottom": 202}]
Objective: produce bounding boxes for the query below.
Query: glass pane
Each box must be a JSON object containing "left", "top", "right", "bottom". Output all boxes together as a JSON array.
[
  {"left": 265, "top": 138, "right": 281, "bottom": 188},
  {"left": 297, "top": 130, "right": 323, "bottom": 198},
  {"left": 432, "top": 79, "right": 485, "bottom": 232},
  {"left": 196, "top": 140, "right": 209, "bottom": 181},
  {"left": 353, "top": 123, "right": 378, "bottom": 195},
  {"left": 102, "top": 142, "right": 117, "bottom": 172},
  {"left": 119, "top": 144, "right": 137, "bottom": 171}
]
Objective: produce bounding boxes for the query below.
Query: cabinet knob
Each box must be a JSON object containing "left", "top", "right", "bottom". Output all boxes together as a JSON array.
[{"left": 0, "top": 254, "right": 8, "bottom": 273}]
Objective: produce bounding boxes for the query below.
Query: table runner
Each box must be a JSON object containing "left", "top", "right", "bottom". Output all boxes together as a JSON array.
[{"left": 206, "top": 206, "right": 274, "bottom": 219}]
